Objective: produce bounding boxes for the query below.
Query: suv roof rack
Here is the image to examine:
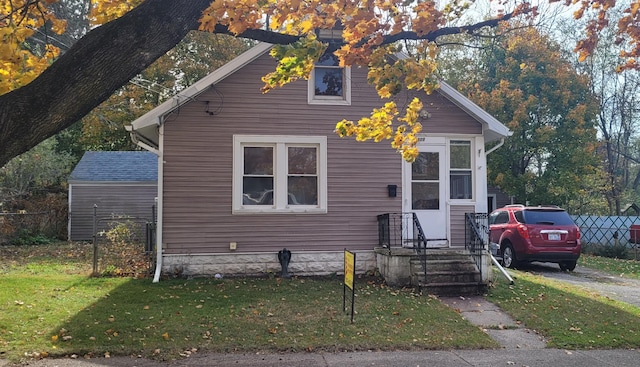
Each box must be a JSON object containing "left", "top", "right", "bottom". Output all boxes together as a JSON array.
[{"left": 505, "top": 204, "right": 525, "bottom": 208}]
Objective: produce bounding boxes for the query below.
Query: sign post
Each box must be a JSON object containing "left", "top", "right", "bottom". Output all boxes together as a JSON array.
[{"left": 343, "top": 249, "right": 356, "bottom": 323}]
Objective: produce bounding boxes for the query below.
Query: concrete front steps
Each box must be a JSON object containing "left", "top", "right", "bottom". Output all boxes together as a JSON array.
[{"left": 411, "top": 249, "right": 486, "bottom": 296}]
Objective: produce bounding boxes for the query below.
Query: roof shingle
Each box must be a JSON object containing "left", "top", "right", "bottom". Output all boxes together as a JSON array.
[{"left": 69, "top": 151, "right": 157, "bottom": 182}]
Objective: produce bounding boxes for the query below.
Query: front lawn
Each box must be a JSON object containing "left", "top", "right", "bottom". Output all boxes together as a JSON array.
[
  {"left": 487, "top": 268, "right": 640, "bottom": 349},
  {"left": 0, "top": 242, "right": 496, "bottom": 363}
]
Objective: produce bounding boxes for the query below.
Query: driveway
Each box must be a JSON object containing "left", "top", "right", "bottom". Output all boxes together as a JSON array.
[{"left": 515, "top": 262, "right": 640, "bottom": 308}]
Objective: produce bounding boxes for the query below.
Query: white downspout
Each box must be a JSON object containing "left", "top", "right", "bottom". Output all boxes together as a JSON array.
[
  {"left": 152, "top": 123, "right": 164, "bottom": 283},
  {"left": 126, "top": 123, "right": 164, "bottom": 283},
  {"left": 485, "top": 138, "right": 505, "bottom": 156}
]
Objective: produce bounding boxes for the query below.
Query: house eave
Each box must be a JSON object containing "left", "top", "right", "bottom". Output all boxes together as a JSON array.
[{"left": 436, "top": 81, "right": 512, "bottom": 143}]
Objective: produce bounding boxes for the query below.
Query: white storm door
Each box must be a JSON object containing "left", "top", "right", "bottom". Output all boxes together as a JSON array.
[{"left": 404, "top": 144, "right": 447, "bottom": 246}]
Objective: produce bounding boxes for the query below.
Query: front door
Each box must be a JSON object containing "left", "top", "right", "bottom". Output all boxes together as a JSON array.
[{"left": 404, "top": 143, "right": 448, "bottom": 247}]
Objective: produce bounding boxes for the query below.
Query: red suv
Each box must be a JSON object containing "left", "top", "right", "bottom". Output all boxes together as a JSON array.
[{"left": 489, "top": 205, "right": 581, "bottom": 271}]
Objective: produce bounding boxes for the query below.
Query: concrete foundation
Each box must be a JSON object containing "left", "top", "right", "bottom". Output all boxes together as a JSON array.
[{"left": 162, "top": 250, "right": 377, "bottom": 278}]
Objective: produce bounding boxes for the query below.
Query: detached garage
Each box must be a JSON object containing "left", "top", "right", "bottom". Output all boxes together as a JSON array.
[{"left": 68, "top": 151, "right": 158, "bottom": 241}]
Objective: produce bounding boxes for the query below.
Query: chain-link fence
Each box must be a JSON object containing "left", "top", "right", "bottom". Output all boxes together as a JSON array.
[{"left": 572, "top": 215, "right": 640, "bottom": 259}]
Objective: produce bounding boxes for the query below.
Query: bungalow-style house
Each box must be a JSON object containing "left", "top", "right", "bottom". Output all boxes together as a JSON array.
[
  {"left": 128, "top": 42, "right": 511, "bottom": 289},
  {"left": 68, "top": 151, "right": 157, "bottom": 241}
]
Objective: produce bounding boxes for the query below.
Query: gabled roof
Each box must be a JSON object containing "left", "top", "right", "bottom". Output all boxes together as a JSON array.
[
  {"left": 69, "top": 151, "right": 157, "bottom": 183},
  {"left": 128, "top": 42, "right": 511, "bottom": 148},
  {"left": 437, "top": 82, "right": 512, "bottom": 142}
]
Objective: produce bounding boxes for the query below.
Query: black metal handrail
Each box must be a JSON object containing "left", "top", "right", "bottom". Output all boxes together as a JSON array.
[
  {"left": 464, "top": 213, "right": 489, "bottom": 275},
  {"left": 377, "top": 212, "right": 428, "bottom": 278},
  {"left": 411, "top": 213, "right": 428, "bottom": 280}
]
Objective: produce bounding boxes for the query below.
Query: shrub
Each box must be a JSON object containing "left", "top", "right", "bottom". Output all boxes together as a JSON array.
[
  {"left": 96, "top": 220, "right": 151, "bottom": 277},
  {"left": 10, "top": 232, "right": 54, "bottom": 246}
]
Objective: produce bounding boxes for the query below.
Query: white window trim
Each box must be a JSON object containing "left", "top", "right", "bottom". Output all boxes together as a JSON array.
[
  {"left": 233, "top": 135, "right": 328, "bottom": 214},
  {"left": 448, "top": 138, "right": 475, "bottom": 202},
  {"left": 308, "top": 65, "right": 351, "bottom": 105}
]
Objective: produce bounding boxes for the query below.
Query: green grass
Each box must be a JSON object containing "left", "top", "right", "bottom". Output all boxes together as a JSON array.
[
  {"left": 487, "top": 269, "right": 640, "bottom": 349},
  {"left": 7, "top": 244, "right": 640, "bottom": 363},
  {"left": 0, "top": 243, "right": 496, "bottom": 362},
  {"left": 579, "top": 254, "right": 640, "bottom": 279},
  {"left": 0, "top": 242, "right": 95, "bottom": 277}
]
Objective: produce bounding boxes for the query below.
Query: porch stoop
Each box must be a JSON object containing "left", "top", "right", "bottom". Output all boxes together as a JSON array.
[{"left": 411, "top": 250, "right": 487, "bottom": 296}]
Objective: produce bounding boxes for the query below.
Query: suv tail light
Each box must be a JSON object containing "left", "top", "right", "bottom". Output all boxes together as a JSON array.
[
  {"left": 576, "top": 228, "right": 581, "bottom": 240},
  {"left": 517, "top": 224, "right": 530, "bottom": 239}
]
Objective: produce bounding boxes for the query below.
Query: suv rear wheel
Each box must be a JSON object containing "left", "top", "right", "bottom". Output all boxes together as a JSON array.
[
  {"left": 502, "top": 243, "right": 517, "bottom": 269},
  {"left": 559, "top": 261, "right": 577, "bottom": 271}
]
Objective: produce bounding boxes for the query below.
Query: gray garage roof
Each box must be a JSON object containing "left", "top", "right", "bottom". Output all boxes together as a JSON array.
[{"left": 69, "top": 151, "right": 157, "bottom": 183}]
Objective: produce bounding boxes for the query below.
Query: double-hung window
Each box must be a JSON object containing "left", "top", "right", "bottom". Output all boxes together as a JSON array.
[
  {"left": 308, "top": 52, "right": 351, "bottom": 105},
  {"left": 233, "top": 135, "right": 327, "bottom": 213},
  {"left": 450, "top": 140, "right": 473, "bottom": 199}
]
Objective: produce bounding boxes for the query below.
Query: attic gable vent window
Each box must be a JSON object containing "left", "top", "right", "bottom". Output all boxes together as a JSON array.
[{"left": 308, "top": 52, "right": 351, "bottom": 105}]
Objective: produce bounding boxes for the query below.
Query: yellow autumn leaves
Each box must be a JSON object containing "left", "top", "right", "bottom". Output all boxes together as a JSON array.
[
  {"left": 336, "top": 98, "right": 424, "bottom": 162},
  {"left": 260, "top": 36, "right": 326, "bottom": 93},
  {"left": 0, "top": 1, "right": 64, "bottom": 94},
  {"left": 0, "top": 0, "right": 139, "bottom": 95},
  {"left": 89, "top": 0, "right": 142, "bottom": 25}
]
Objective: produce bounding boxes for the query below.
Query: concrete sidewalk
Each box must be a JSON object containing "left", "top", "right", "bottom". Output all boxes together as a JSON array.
[
  {"left": 3, "top": 349, "right": 639, "bottom": 367},
  {"left": 439, "top": 295, "right": 547, "bottom": 350}
]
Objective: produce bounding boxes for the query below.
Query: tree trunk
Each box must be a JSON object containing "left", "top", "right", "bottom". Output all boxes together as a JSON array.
[{"left": 0, "top": 0, "right": 212, "bottom": 167}]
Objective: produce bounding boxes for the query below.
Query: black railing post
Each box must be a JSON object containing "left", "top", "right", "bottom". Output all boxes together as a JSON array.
[
  {"left": 465, "top": 213, "right": 489, "bottom": 276},
  {"left": 377, "top": 213, "right": 390, "bottom": 247},
  {"left": 410, "top": 213, "right": 428, "bottom": 279}
]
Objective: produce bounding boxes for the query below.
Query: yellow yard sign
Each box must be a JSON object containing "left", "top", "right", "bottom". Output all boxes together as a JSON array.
[
  {"left": 343, "top": 249, "right": 356, "bottom": 323},
  {"left": 344, "top": 250, "right": 355, "bottom": 290}
]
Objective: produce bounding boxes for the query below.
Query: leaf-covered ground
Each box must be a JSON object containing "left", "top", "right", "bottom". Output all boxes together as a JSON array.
[
  {"left": 487, "top": 270, "right": 640, "bottom": 349},
  {"left": 579, "top": 254, "right": 640, "bottom": 279}
]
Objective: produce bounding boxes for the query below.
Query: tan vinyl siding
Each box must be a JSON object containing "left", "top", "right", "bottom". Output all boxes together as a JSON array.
[
  {"left": 450, "top": 205, "right": 475, "bottom": 247},
  {"left": 421, "top": 93, "right": 483, "bottom": 136},
  {"left": 488, "top": 186, "right": 512, "bottom": 209},
  {"left": 69, "top": 184, "right": 157, "bottom": 241},
  {"left": 161, "top": 53, "right": 481, "bottom": 254}
]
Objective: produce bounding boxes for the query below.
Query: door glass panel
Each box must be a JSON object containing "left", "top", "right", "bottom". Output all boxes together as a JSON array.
[
  {"left": 412, "top": 182, "right": 439, "bottom": 210},
  {"left": 411, "top": 151, "right": 440, "bottom": 210},
  {"left": 412, "top": 152, "right": 439, "bottom": 180}
]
